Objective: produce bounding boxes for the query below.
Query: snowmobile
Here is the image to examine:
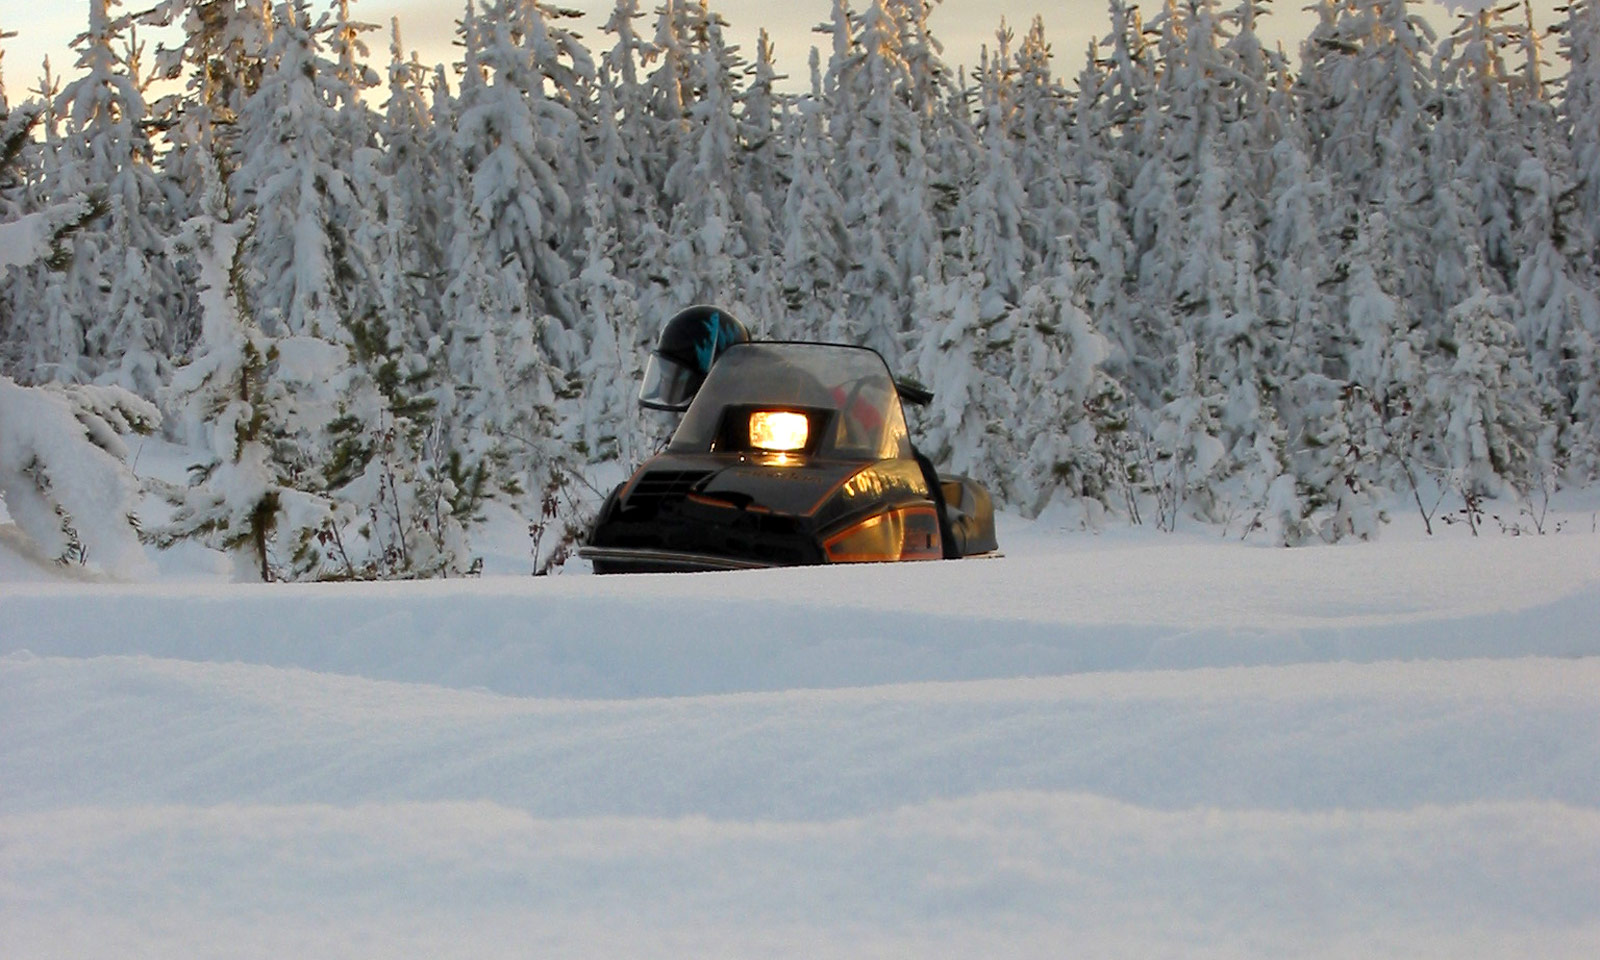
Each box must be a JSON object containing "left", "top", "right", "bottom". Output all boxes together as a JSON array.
[{"left": 580, "top": 338, "right": 997, "bottom": 573}]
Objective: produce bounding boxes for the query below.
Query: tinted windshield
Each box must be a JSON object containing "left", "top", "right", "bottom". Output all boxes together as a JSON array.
[{"left": 669, "top": 343, "right": 911, "bottom": 460}]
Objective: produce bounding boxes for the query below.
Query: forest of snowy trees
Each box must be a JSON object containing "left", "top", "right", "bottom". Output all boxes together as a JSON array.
[{"left": 2, "top": 0, "right": 1599, "bottom": 579}]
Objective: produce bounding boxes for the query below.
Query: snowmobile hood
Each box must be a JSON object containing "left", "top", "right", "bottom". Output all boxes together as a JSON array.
[
  {"left": 616, "top": 453, "right": 875, "bottom": 520},
  {"left": 584, "top": 451, "right": 939, "bottom": 573}
]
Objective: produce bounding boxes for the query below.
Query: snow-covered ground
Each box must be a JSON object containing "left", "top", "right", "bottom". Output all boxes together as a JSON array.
[{"left": 3, "top": 500, "right": 1599, "bottom": 958}]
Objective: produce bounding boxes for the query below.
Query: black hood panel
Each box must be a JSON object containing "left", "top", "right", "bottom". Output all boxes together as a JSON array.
[
  {"left": 622, "top": 454, "right": 862, "bottom": 518},
  {"left": 588, "top": 452, "right": 936, "bottom": 572}
]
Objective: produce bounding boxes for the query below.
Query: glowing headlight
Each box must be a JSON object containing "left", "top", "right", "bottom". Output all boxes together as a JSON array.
[{"left": 749, "top": 410, "right": 809, "bottom": 452}]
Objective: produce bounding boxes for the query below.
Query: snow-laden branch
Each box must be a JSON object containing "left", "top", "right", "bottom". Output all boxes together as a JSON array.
[
  {"left": 0, "top": 196, "right": 98, "bottom": 271},
  {"left": 0, "top": 376, "right": 159, "bottom": 578}
]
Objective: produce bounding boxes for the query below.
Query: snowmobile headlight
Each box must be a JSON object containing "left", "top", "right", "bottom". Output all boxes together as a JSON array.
[{"left": 749, "top": 411, "right": 809, "bottom": 453}]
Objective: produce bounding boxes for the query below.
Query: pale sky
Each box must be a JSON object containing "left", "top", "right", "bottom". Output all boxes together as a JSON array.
[{"left": 0, "top": 0, "right": 1568, "bottom": 102}]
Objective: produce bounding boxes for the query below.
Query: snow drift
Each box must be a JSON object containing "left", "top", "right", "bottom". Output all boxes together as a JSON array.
[{"left": 3, "top": 510, "right": 1598, "bottom": 958}]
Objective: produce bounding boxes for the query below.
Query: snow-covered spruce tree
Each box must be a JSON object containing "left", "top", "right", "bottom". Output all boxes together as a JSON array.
[
  {"left": 1502, "top": 27, "right": 1600, "bottom": 484},
  {"left": 825, "top": 0, "right": 951, "bottom": 368},
  {"left": 1305, "top": 0, "right": 1437, "bottom": 204},
  {"left": 1358, "top": 0, "right": 1442, "bottom": 318},
  {"left": 186, "top": 0, "right": 436, "bottom": 579},
  {"left": 360, "top": 54, "right": 462, "bottom": 574},
  {"left": 732, "top": 29, "right": 790, "bottom": 331},
  {"left": 0, "top": 112, "right": 158, "bottom": 578},
  {"left": 1295, "top": 0, "right": 1441, "bottom": 350},
  {"left": 1125, "top": 86, "right": 1229, "bottom": 530},
  {"left": 658, "top": 7, "right": 751, "bottom": 312},
  {"left": 51, "top": 0, "right": 187, "bottom": 398},
  {"left": 2, "top": 85, "right": 40, "bottom": 227},
  {"left": 1295, "top": 369, "right": 1390, "bottom": 541},
  {"left": 597, "top": 0, "right": 652, "bottom": 188},
  {"left": 1007, "top": 17, "right": 1074, "bottom": 279},
  {"left": 892, "top": 0, "right": 955, "bottom": 119},
  {"left": 326, "top": 0, "right": 380, "bottom": 131},
  {"left": 136, "top": 0, "right": 275, "bottom": 216},
  {"left": 1123, "top": 0, "right": 1256, "bottom": 529},
  {"left": 164, "top": 345, "right": 345, "bottom": 581},
  {"left": 327, "top": 0, "right": 388, "bottom": 335},
  {"left": 320, "top": 309, "right": 471, "bottom": 579},
  {"left": 1066, "top": 32, "right": 1142, "bottom": 396},
  {"left": 1141, "top": 333, "right": 1230, "bottom": 533},
  {"left": 1261, "top": 138, "right": 1363, "bottom": 542},
  {"left": 1186, "top": 2, "right": 1313, "bottom": 539},
  {"left": 318, "top": 25, "right": 472, "bottom": 580},
  {"left": 156, "top": 218, "right": 350, "bottom": 582},
  {"left": 1210, "top": 218, "right": 1310, "bottom": 544},
  {"left": 447, "top": 0, "right": 591, "bottom": 331},
  {"left": 232, "top": 0, "right": 371, "bottom": 342},
  {"left": 1546, "top": 0, "right": 1600, "bottom": 480},
  {"left": 1558, "top": 307, "right": 1600, "bottom": 482},
  {"left": 441, "top": 0, "right": 596, "bottom": 571},
  {"left": 1178, "top": 163, "right": 1302, "bottom": 538},
  {"left": 3, "top": 58, "right": 104, "bottom": 388},
  {"left": 1562, "top": 0, "right": 1600, "bottom": 250},
  {"left": 1036, "top": 8, "right": 1155, "bottom": 509},
  {"left": 589, "top": 74, "right": 682, "bottom": 343},
  {"left": 371, "top": 20, "right": 450, "bottom": 360},
  {"left": 908, "top": 236, "right": 990, "bottom": 485},
  {"left": 901, "top": 0, "right": 970, "bottom": 260},
  {"left": 737, "top": 28, "right": 787, "bottom": 242},
  {"left": 1295, "top": 0, "right": 1356, "bottom": 172},
  {"left": 564, "top": 186, "right": 648, "bottom": 472},
  {"left": 963, "top": 35, "right": 1028, "bottom": 319},
  {"left": 0, "top": 98, "right": 101, "bottom": 378},
  {"left": 635, "top": 0, "right": 700, "bottom": 210},
  {"left": 1072, "top": 146, "right": 1141, "bottom": 391},
  {"left": 0, "top": 98, "right": 34, "bottom": 228},
  {"left": 1121, "top": 44, "right": 1187, "bottom": 408},
  {"left": 1000, "top": 268, "right": 1126, "bottom": 523},
  {"left": 1091, "top": 0, "right": 1159, "bottom": 144},
  {"left": 1335, "top": 212, "right": 1429, "bottom": 533},
  {"left": 779, "top": 53, "right": 850, "bottom": 339},
  {"left": 432, "top": 4, "right": 512, "bottom": 521},
  {"left": 1428, "top": 4, "right": 1523, "bottom": 306},
  {"left": 1219, "top": 0, "right": 1300, "bottom": 232},
  {"left": 1223, "top": 0, "right": 1283, "bottom": 116},
  {"left": 1359, "top": 5, "right": 1565, "bottom": 518},
  {"left": 594, "top": 0, "right": 663, "bottom": 299},
  {"left": 937, "top": 36, "right": 1051, "bottom": 510},
  {"left": 1416, "top": 252, "right": 1548, "bottom": 520}
]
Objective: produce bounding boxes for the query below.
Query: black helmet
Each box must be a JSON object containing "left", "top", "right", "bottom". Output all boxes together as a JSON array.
[{"left": 638, "top": 305, "right": 750, "bottom": 411}]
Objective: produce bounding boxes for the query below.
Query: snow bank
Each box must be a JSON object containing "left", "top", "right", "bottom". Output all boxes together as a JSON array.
[
  {"left": 4, "top": 529, "right": 1596, "bottom": 698},
  {"left": 4, "top": 653, "right": 1597, "bottom": 818},
  {"left": 2, "top": 519, "right": 1597, "bottom": 957},
  {"left": 5, "top": 796, "right": 1597, "bottom": 960}
]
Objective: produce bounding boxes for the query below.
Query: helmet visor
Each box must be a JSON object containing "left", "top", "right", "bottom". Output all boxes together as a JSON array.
[{"left": 639, "top": 352, "right": 703, "bottom": 411}]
